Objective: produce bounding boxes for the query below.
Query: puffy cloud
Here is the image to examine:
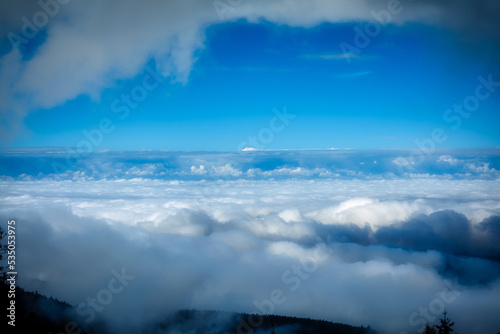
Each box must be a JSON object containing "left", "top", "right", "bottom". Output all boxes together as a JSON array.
[
  {"left": 312, "top": 197, "right": 425, "bottom": 228},
  {"left": 190, "top": 165, "right": 207, "bottom": 175},
  {"left": 242, "top": 147, "right": 258, "bottom": 151},
  {"left": 466, "top": 162, "right": 497, "bottom": 174},
  {"left": 1, "top": 164, "right": 500, "bottom": 333},
  {"left": 278, "top": 208, "right": 303, "bottom": 223},
  {"left": 1, "top": 149, "right": 499, "bottom": 333},
  {"left": 5, "top": 202, "right": 499, "bottom": 334},
  {"left": 438, "top": 155, "right": 459, "bottom": 166}
]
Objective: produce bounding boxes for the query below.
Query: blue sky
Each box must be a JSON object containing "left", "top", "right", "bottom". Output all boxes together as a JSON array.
[{"left": 1, "top": 0, "right": 499, "bottom": 151}]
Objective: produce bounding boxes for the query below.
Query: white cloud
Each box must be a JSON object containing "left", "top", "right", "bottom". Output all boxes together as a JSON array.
[
  {"left": 466, "top": 162, "right": 497, "bottom": 175},
  {"left": 438, "top": 155, "right": 459, "bottom": 166},
  {"left": 242, "top": 147, "right": 258, "bottom": 151},
  {"left": 1, "top": 173, "right": 500, "bottom": 333},
  {"left": 312, "top": 197, "right": 426, "bottom": 228},
  {"left": 190, "top": 164, "right": 207, "bottom": 175},
  {"left": 392, "top": 156, "right": 412, "bottom": 167},
  {"left": 212, "top": 163, "right": 243, "bottom": 177},
  {"left": 279, "top": 208, "right": 303, "bottom": 223}
]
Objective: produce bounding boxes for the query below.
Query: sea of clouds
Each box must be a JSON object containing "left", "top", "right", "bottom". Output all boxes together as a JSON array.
[{"left": 0, "top": 148, "right": 499, "bottom": 333}]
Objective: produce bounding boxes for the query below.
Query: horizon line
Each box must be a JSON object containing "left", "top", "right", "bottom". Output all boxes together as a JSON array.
[{"left": 0, "top": 146, "right": 499, "bottom": 153}]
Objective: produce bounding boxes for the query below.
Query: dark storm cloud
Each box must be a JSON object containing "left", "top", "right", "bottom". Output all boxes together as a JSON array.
[
  {"left": 376, "top": 211, "right": 500, "bottom": 261},
  {"left": 311, "top": 210, "right": 500, "bottom": 284},
  {"left": 418, "top": 0, "right": 500, "bottom": 39},
  {"left": 0, "top": 0, "right": 40, "bottom": 39}
]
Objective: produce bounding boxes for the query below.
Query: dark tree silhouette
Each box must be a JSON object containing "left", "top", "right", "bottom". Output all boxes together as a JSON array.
[
  {"left": 423, "top": 323, "right": 437, "bottom": 334},
  {"left": 435, "top": 311, "right": 455, "bottom": 334},
  {"left": 0, "top": 225, "right": 8, "bottom": 283}
]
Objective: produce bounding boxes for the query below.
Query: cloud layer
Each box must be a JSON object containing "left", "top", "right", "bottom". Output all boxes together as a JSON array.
[
  {"left": 1, "top": 148, "right": 500, "bottom": 180},
  {"left": 1, "top": 150, "right": 499, "bottom": 333}
]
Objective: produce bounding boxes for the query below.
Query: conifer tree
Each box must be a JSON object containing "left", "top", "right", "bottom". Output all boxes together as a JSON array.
[
  {"left": 435, "top": 311, "right": 454, "bottom": 334},
  {"left": 423, "top": 323, "right": 437, "bottom": 334},
  {"left": 0, "top": 226, "right": 7, "bottom": 283}
]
